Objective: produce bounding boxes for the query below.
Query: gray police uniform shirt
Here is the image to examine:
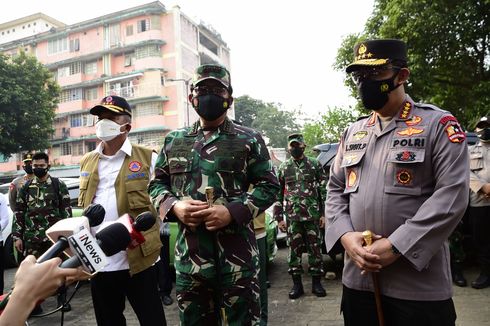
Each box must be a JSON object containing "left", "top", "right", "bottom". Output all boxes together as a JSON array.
[
  {"left": 325, "top": 95, "right": 469, "bottom": 301},
  {"left": 469, "top": 142, "right": 490, "bottom": 207}
]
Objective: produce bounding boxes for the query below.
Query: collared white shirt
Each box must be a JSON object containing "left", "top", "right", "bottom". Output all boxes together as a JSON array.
[
  {"left": 91, "top": 138, "right": 157, "bottom": 272},
  {"left": 0, "top": 194, "right": 9, "bottom": 242}
]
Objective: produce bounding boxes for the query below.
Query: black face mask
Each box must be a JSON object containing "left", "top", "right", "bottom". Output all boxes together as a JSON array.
[
  {"left": 477, "top": 128, "right": 490, "bottom": 142},
  {"left": 23, "top": 165, "right": 33, "bottom": 174},
  {"left": 358, "top": 72, "right": 400, "bottom": 111},
  {"left": 194, "top": 94, "right": 229, "bottom": 121},
  {"left": 290, "top": 147, "right": 304, "bottom": 159},
  {"left": 33, "top": 167, "right": 48, "bottom": 178}
]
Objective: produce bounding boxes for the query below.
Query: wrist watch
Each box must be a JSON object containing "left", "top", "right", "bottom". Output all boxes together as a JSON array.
[{"left": 391, "top": 244, "right": 401, "bottom": 255}]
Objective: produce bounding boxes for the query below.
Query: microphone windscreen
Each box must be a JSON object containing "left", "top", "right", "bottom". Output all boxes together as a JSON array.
[
  {"left": 83, "top": 203, "right": 105, "bottom": 227},
  {"left": 133, "top": 211, "right": 156, "bottom": 232},
  {"left": 95, "top": 223, "right": 131, "bottom": 256}
]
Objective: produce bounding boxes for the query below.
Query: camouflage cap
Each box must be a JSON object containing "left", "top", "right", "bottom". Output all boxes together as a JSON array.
[
  {"left": 22, "top": 153, "right": 33, "bottom": 162},
  {"left": 475, "top": 116, "right": 490, "bottom": 129},
  {"left": 346, "top": 39, "right": 407, "bottom": 73},
  {"left": 288, "top": 133, "right": 305, "bottom": 145},
  {"left": 192, "top": 64, "right": 231, "bottom": 89}
]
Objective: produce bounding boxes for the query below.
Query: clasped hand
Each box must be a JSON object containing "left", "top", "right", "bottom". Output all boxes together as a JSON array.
[
  {"left": 340, "top": 231, "right": 400, "bottom": 274},
  {"left": 172, "top": 199, "right": 232, "bottom": 231}
]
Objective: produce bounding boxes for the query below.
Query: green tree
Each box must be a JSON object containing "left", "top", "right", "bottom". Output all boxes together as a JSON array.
[
  {"left": 234, "top": 95, "right": 300, "bottom": 148},
  {"left": 0, "top": 52, "right": 60, "bottom": 157},
  {"left": 335, "top": 0, "right": 490, "bottom": 130},
  {"left": 302, "top": 106, "right": 358, "bottom": 156}
]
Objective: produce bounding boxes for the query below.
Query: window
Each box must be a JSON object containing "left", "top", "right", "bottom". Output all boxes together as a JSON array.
[
  {"left": 70, "top": 113, "right": 94, "bottom": 127},
  {"left": 129, "top": 131, "right": 165, "bottom": 147},
  {"left": 84, "top": 61, "right": 97, "bottom": 75},
  {"left": 60, "top": 89, "right": 82, "bottom": 102},
  {"left": 137, "top": 19, "right": 150, "bottom": 33},
  {"left": 86, "top": 142, "right": 96, "bottom": 152},
  {"left": 109, "top": 24, "right": 121, "bottom": 47},
  {"left": 84, "top": 87, "right": 98, "bottom": 101},
  {"left": 126, "top": 25, "right": 133, "bottom": 36},
  {"left": 48, "top": 37, "right": 68, "bottom": 55},
  {"left": 69, "top": 38, "right": 80, "bottom": 52},
  {"left": 57, "top": 66, "right": 70, "bottom": 78},
  {"left": 72, "top": 142, "right": 84, "bottom": 156},
  {"left": 135, "top": 45, "right": 161, "bottom": 59},
  {"left": 69, "top": 62, "right": 81, "bottom": 75},
  {"left": 110, "top": 81, "right": 134, "bottom": 98},
  {"left": 124, "top": 52, "right": 135, "bottom": 66},
  {"left": 134, "top": 102, "right": 162, "bottom": 117},
  {"left": 150, "top": 15, "right": 161, "bottom": 30},
  {"left": 60, "top": 143, "right": 72, "bottom": 156}
]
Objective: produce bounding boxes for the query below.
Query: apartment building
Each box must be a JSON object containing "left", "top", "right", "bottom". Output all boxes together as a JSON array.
[{"left": 0, "top": 1, "right": 231, "bottom": 178}]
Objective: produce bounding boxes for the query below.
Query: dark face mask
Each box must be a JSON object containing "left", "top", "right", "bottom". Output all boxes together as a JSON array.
[
  {"left": 33, "top": 167, "right": 48, "bottom": 178},
  {"left": 477, "top": 128, "right": 490, "bottom": 142},
  {"left": 194, "top": 94, "right": 229, "bottom": 121},
  {"left": 290, "top": 147, "right": 304, "bottom": 159},
  {"left": 23, "top": 164, "right": 33, "bottom": 174},
  {"left": 357, "top": 72, "right": 400, "bottom": 111}
]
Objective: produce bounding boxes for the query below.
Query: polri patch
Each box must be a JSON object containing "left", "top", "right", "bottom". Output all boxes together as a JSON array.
[
  {"left": 440, "top": 116, "right": 465, "bottom": 143},
  {"left": 129, "top": 161, "right": 142, "bottom": 172}
]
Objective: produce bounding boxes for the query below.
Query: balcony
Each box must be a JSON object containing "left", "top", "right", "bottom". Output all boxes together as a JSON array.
[{"left": 105, "top": 82, "right": 166, "bottom": 100}]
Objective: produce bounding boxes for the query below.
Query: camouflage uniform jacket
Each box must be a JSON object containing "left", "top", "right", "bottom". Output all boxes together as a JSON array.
[
  {"left": 149, "top": 118, "right": 279, "bottom": 272},
  {"left": 274, "top": 156, "right": 327, "bottom": 222},
  {"left": 12, "top": 176, "right": 72, "bottom": 245}
]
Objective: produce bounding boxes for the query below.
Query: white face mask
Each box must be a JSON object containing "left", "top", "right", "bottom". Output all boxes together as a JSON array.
[{"left": 95, "top": 118, "right": 127, "bottom": 142}]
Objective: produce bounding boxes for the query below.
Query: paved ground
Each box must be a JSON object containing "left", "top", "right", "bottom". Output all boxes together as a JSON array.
[{"left": 5, "top": 246, "right": 489, "bottom": 326}]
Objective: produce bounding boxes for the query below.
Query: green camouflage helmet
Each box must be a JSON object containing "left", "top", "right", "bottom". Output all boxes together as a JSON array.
[
  {"left": 288, "top": 133, "right": 305, "bottom": 145},
  {"left": 192, "top": 64, "right": 232, "bottom": 92}
]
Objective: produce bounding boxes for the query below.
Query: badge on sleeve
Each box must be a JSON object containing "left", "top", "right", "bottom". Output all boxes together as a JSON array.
[
  {"left": 129, "top": 161, "right": 142, "bottom": 172},
  {"left": 347, "top": 169, "right": 357, "bottom": 188},
  {"left": 439, "top": 116, "right": 465, "bottom": 143}
]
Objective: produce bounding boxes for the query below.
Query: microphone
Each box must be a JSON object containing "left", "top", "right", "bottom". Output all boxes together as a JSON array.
[
  {"left": 60, "top": 223, "right": 131, "bottom": 273},
  {"left": 116, "top": 211, "right": 156, "bottom": 249},
  {"left": 38, "top": 204, "right": 106, "bottom": 263}
]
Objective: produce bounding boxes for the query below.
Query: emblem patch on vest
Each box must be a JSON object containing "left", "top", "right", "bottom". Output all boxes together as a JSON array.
[{"left": 129, "top": 161, "right": 142, "bottom": 172}]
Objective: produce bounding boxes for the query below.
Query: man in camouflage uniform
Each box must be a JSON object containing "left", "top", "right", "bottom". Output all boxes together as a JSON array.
[
  {"left": 149, "top": 64, "right": 279, "bottom": 325},
  {"left": 12, "top": 152, "right": 72, "bottom": 312},
  {"left": 8, "top": 153, "right": 34, "bottom": 212},
  {"left": 274, "top": 134, "right": 327, "bottom": 299}
]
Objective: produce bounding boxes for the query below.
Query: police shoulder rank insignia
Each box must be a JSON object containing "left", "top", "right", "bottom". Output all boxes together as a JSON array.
[
  {"left": 398, "top": 101, "right": 412, "bottom": 119},
  {"left": 397, "top": 127, "right": 424, "bottom": 136},
  {"left": 129, "top": 161, "right": 142, "bottom": 172},
  {"left": 440, "top": 116, "right": 465, "bottom": 143}
]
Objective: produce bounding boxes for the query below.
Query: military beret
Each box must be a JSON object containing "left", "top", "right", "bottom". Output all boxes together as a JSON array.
[
  {"left": 346, "top": 39, "right": 408, "bottom": 73},
  {"left": 288, "top": 133, "right": 305, "bottom": 145},
  {"left": 475, "top": 116, "right": 490, "bottom": 129},
  {"left": 90, "top": 95, "right": 132, "bottom": 116},
  {"left": 192, "top": 64, "right": 231, "bottom": 90}
]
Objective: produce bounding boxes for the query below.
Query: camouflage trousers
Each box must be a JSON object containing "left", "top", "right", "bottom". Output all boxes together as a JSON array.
[
  {"left": 449, "top": 227, "right": 466, "bottom": 264},
  {"left": 175, "top": 227, "right": 260, "bottom": 325},
  {"left": 287, "top": 220, "right": 324, "bottom": 276}
]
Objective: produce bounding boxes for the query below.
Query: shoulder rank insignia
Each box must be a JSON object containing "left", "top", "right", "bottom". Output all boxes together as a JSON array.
[{"left": 398, "top": 101, "right": 412, "bottom": 119}]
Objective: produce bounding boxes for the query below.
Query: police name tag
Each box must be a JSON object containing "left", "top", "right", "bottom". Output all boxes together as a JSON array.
[{"left": 68, "top": 228, "right": 108, "bottom": 274}]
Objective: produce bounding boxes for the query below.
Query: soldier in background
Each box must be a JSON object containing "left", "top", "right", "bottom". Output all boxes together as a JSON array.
[
  {"left": 149, "top": 63, "right": 279, "bottom": 325},
  {"left": 8, "top": 153, "right": 34, "bottom": 212},
  {"left": 274, "top": 134, "right": 327, "bottom": 299},
  {"left": 12, "top": 151, "right": 72, "bottom": 312}
]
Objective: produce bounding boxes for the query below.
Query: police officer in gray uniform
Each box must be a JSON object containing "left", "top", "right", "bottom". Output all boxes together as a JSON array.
[
  {"left": 325, "top": 39, "right": 469, "bottom": 326},
  {"left": 468, "top": 116, "right": 490, "bottom": 289}
]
